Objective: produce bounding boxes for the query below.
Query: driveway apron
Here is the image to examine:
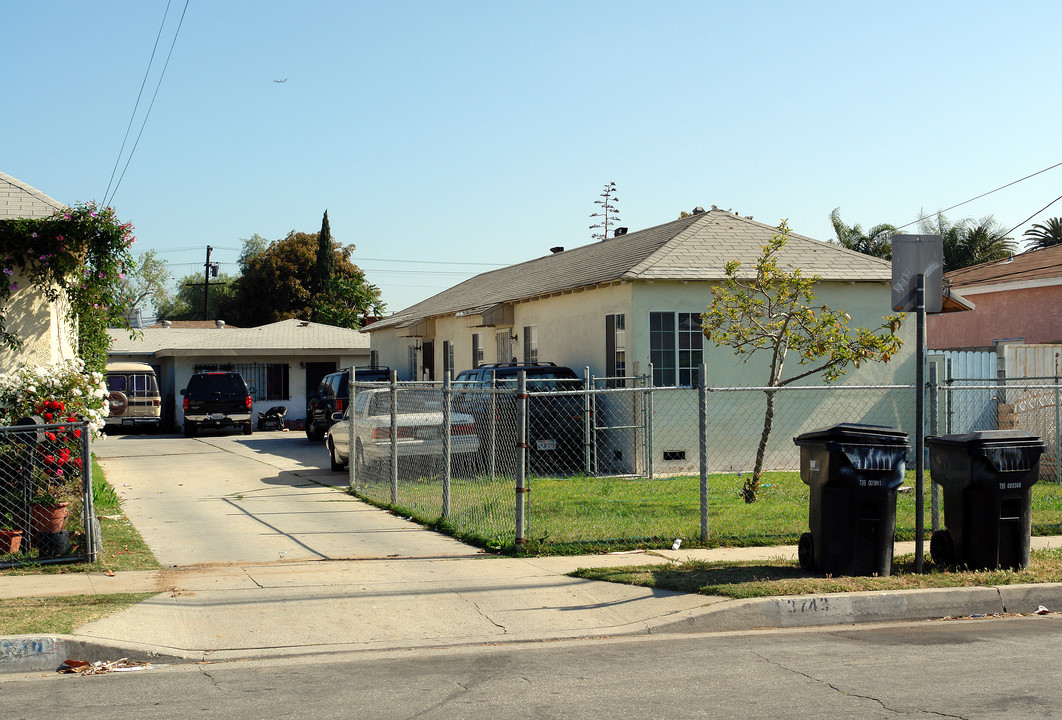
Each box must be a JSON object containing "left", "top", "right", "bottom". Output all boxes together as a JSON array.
[{"left": 94, "top": 432, "right": 479, "bottom": 566}]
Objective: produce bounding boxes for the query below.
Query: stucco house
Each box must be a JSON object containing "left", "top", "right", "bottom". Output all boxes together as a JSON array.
[
  {"left": 107, "top": 318, "right": 371, "bottom": 430},
  {"left": 365, "top": 208, "right": 917, "bottom": 389},
  {"left": 0, "top": 172, "right": 76, "bottom": 372},
  {"left": 929, "top": 245, "right": 1062, "bottom": 350}
]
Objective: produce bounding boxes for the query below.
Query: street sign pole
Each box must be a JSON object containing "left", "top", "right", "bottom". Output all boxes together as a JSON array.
[{"left": 915, "top": 274, "right": 926, "bottom": 573}]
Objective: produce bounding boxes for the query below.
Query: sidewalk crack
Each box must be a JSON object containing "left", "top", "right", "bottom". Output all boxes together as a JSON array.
[{"left": 750, "top": 650, "right": 969, "bottom": 719}]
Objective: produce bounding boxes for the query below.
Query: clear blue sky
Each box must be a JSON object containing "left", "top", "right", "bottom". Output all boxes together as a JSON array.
[{"left": 4, "top": 1, "right": 1061, "bottom": 316}]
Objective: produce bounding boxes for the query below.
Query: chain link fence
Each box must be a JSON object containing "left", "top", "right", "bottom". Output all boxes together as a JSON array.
[
  {"left": 347, "top": 373, "right": 1062, "bottom": 552},
  {"left": 0, "top": 419, "right": 97, "bottom": 567}
]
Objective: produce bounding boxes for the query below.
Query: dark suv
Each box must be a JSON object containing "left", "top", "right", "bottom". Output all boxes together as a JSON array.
[
  {"left": 181, "top": 371, "right": 255, "bottom": 437},
  {"left": 305, "top": 367, "right": 390, "bottom": 441},
  {"left": 453, "top": 362, "right": 585, "bottom": 474}
]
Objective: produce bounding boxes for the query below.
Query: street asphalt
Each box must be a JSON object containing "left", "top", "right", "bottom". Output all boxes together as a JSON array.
[{"left": 3, "top": 432, "right": 1062, "bottom": 673}]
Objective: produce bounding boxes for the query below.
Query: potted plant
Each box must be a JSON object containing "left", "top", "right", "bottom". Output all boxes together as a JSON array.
[{"left": 0, "top": 509, "right": 22, "bottom": 554}]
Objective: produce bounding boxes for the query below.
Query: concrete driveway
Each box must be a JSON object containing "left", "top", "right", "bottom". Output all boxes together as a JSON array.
[{"left": 94, "top": 429, "right": 481, "bottom": 567}]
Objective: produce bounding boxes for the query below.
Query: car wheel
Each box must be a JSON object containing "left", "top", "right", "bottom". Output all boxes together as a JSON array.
[
  {"left": 329, "top": 438, "right": 345, "bottom": 472},
  {"left": 183, "top": 422, "right": 197, "bottom": 438},
  {"left": 306, "top": 422, "right": 324, "bottom": 442},
  {"left": 243, "top": 422, "right": 253, "bottom": 436}
]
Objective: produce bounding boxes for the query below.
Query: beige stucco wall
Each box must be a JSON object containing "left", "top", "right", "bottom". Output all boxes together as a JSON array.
[
  {"left": 0, "top": 269, "right": 77, "bottom": 373},
  {"left": 367, "top": 278, "right": 916, "bottom": 474}
]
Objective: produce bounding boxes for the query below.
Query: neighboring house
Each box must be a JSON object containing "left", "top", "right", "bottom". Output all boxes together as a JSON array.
[
  {"left": 0, "top": 172, "right": 76, "bottom": 372},
  {"left": 929, "top": 245, "right": 1062, "bottom": 350},
  {"left": 365, "top": 209, "right": 920, "bottom": 475},
  {"left": 107, "top": 318, "right": 371, "bottom": 430},
  {"left": 366, "top": 208, "right": 917, "bottom": 387}
]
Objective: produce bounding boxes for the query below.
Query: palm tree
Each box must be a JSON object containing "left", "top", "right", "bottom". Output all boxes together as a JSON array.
[
  {"left": 918, "top": 212, "right": 1016, "bottom": 271},
  {"left": 829, "top": 208, "right": 896, "bottom": 259},
  {"left": 1023, "top": 218, "right": 1062, "bottom": 249}
]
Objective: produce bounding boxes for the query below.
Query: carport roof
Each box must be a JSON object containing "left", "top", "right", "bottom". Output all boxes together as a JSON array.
[{"left": 107, "top": 318, "right": 370, "bottom": 357}]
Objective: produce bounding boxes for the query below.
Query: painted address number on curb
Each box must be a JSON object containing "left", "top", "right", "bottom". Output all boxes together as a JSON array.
[{"left": 783, "top": 597, "right": 831, "bottom": 614}]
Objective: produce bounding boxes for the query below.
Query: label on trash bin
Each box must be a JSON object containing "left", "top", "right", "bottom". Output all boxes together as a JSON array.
[
  {"left": 859, "top": 478, "right": 882, "bottom": 487},
  {"left": 809, "top": 460, "right": 821, "bottom": 473},
  {"left": 1001, "top": 482, "right": 1022, "bottom": 490}
]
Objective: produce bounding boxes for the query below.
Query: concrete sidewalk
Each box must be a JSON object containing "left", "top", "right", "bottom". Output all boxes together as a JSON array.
[{"left": 5, "top": 538, "right": 1062, "bottom": 673}]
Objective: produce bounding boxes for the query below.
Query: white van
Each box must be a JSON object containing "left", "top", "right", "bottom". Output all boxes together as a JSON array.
[{"left": 105, "top": 361, "right": 162, "bottom": 431}]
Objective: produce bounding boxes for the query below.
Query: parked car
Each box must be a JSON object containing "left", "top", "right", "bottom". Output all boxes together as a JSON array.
[
  {"left": 306, "top": 366, "right": 391, "bottom": 441},
  {"left": 326, "top": 388, "right": 480, "bottom": 472},
  {"left": 181, "top": 371, "right": 255, "bottom": 437},
  {"left": 453, "top": 362, "right": 585, "bottom": 474},
  {"left": 104, "top": 361, "right": 161, "bottom": 432}
]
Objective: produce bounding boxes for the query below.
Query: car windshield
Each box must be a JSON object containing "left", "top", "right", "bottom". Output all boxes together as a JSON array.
[
  {"left": 107, "top": 373, "right": 159, "bottom": 397},
  {"left": 188, "top": 374, "right": 246, "bottom": 395},
  {"left": 366, "top": 391, "right": 443, "bottom": 416}
]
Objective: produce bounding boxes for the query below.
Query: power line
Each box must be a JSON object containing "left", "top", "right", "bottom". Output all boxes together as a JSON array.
[
  {"left": 103, "top": 0, "right": 171, "bottom": 204},
  {"left": 895, "top": 161, "right": 1062, "bottom": 231},
  {"left": 105, "top": 0, "right": 190, "bottom": 207},
  {"left": 1005, "top": 194, "right": 1062, "bottom": 238}
]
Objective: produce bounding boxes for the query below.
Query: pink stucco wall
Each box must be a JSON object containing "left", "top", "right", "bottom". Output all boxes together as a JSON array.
[{"left": 929, "top": 285, "right": 1062, "bottom": 349}]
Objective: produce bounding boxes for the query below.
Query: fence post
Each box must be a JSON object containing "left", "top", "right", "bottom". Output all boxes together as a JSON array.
[
  {"left": 82, "top": 422, "right": 98, "bottom": 562},
  {"left": 348, "top": 367, "right": 357, "bottom": 491},
  {"left": 1055, "top": 376, "right": 1060, "bottom": 486},
  {"left": 699, "top": 363, "right": 709, "bottom": 542},
  {"left": 390, "top": 373, "right": 398, "bottom": 505},
  {"left": 647, "top": 363, "right": 655, "bottom": 480},
  {"left": 583, "top": 366, "right": 592, "bottom": 476},
  {"left": 928, "top": 362, "right": 939, "bottom": 532},
  {"left": 515, "top": 371, "right": 527, "bottom": 546},
  {"left": 489, "top": 370, "right": 497, "bottom": 481},
  {"left": 443, "top": 371, "right": 452, "bottom": 518}
]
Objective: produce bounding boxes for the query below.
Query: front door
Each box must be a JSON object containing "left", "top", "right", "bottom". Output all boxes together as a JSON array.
[
  {"left": 421, "top": 341, "right": 435, "bottom": 381},
  {"left": 305, "top": 362, "right": 336, "bottom": 399}
]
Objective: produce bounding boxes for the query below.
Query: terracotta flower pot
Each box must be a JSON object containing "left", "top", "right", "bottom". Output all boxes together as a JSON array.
[
  {"left": 0, "top": 530, "right": 22, "bottom": 554},
  {"left": 30, "top": 502, "right": 69, "bottom": 534}
]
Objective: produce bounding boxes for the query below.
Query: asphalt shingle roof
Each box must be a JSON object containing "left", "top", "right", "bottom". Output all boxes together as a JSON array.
[
  {"left": 945, "top": 244, "right": 1062, "bottom": 289},
  {"left": 108, "top": 318, "right": 370, "bottom": 356},
  {"left": 368, "top": 209, "right": 891, "bottom": 331},
  {"left": 0, "top": 172, "right": 65, "bottom": 219}
]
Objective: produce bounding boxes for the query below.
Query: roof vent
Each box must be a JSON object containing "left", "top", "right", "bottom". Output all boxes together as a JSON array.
[
  {"left": 298, "top": 320, "right": 310, "bottom": 327},
  {"left": 693, "top": 207, "right": 706, "bottom": 214},
  {"left": 550, "top": 246, "right": 564, "bottom": 254},
  {"left": 215, "top": 320, "right": 226, "bottom": 329},
  {"left": 614, "top": 227, "right": 628, "bottom": 237},
  {"left": 161, "top": 320, "right": 171, "bottom": 328}
]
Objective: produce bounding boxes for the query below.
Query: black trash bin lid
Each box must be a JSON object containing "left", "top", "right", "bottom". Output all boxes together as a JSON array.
[
  {"left": 794, "top": 422, "right": 910, "bottom": 447},
  {"left": 925, "top": 429, "right": 1045, "bottom": 449}
]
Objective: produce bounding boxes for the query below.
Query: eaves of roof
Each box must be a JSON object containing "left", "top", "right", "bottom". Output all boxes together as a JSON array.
[
  {"left": 945, "top": 245, "right": 1062, "bottom": 292},
  {"left": 107, "top": 318, "right": 370, "bottom": 356},
  {"left": 367, "top": 210, "right": 892, "bottom": 332},
  {"left": 0, "top": 171, "right": 67, "bottom": 219}
]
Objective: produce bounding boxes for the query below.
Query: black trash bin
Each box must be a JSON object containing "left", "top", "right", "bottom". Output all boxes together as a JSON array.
[
  {"left": 793, "top": 423, "right": 910, "bottom": 576},
  {"left": 926, "top": 430, "right": 1045, "bottom": 570}
]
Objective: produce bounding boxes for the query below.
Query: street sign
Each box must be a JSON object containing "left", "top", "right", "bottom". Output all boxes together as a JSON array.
[{"left": 891, "top": 234, "right": 943, "bottom": 313}]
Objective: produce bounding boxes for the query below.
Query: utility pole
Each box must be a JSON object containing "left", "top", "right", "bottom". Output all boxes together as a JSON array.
[{"left": 203, "top": 245, "right": 213, "bottom": 320}]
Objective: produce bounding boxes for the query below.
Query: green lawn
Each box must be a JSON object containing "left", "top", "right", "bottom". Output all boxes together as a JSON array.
[{"left": 353, "top": 470, "right": 1062, "bottom": 554}]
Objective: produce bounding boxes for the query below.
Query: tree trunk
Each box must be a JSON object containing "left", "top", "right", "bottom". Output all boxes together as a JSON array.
[{"left": 743, "top": 388, "right": 777, "bottom": 503}]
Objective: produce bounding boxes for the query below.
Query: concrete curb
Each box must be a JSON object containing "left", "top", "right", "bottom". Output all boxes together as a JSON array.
[
  {"left": 6, "top": 582, "right": 1062, "bottom": 673},
  {"left": 648, "top": 582, "right": 1062, "bottom": 635},
  {"left": 0, "top": 635, "right": 188, "bottom": 674}
]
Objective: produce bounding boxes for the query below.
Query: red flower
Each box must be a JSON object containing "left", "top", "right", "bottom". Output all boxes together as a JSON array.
[
  {"left": 44, "top": 413, "right": 53, "bottom": 422},
  {"left": 66, "top": 416, "right": 77, "bottom": 422},
  {"left": 73, "top": 429, "right": 82, "bottom": 438},
  {"left": 43, "top": 454, "right": 55, "bottom": 465},
  {"left": 46, "top": 432, "right": 57, "bottom": 442},
  {"left": 74, "top": 458, "right": 83, "bottom": 469}
]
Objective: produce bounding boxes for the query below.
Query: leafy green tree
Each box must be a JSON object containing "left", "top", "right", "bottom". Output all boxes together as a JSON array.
[
  {"left": 829, "top": 208, "right": 896, "bottom": 260},
  {"left": 219, "top": 229, "right": 383, "bottom": 328},
  {"left": 119, "top": 249, "right": 171, "bottom": 316},
  {"left": 238, "top": 234, "right": 270, "bottom": 272},
  {"left": 917, "top": 212, "right": 1015, "bottom": 270},
  {"left": 702, "top": 221, "right": 904, "bottom": 502},
  {"left": 1023, "top": 218, "right": 1062, "bottom": 249},
  {"left": 154, "top": 272, "right": 236, "bottom": 321}
]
